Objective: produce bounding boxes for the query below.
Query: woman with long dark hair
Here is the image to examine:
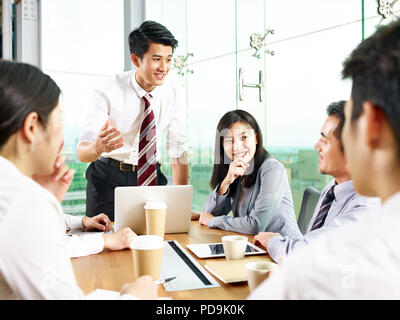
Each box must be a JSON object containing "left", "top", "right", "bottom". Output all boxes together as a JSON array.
[
  {"left": 0, "top": 60, "right": 156, "bottom": 299},
  {"left": 198, "top": 110, "right": 302, "bottom": 238}
]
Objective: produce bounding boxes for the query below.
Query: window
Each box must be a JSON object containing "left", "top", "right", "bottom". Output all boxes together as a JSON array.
[
  {"left": 40, "top": 0, "right": 383, "bottom": 219},
  {"left": 146, "top": 0, "right": 367, "bottom": 217},
  {"left": 41, "top": 0, "right": 125, "bottom": 215}
]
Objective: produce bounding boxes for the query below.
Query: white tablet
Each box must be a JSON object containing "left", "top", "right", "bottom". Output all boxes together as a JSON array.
[{"left": 187, "top": 242, "right": 266, "bottom": 259}]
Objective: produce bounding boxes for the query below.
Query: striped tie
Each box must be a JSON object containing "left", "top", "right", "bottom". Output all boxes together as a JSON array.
[
  {"left": 137, "top": 95, "right": 157, "bottom": 186},
  {"left": 310, "top": 185, "right": 335, "bottom": 231}
]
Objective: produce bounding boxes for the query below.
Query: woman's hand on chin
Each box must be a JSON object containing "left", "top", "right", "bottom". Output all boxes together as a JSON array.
[{"left": 32, "top": 153, "right": 75, "bottom": 203}]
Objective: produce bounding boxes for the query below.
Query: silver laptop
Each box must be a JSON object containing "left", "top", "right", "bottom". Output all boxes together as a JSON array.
[{"left": 114, "top": 185, "right": 193, "bottom": 234}]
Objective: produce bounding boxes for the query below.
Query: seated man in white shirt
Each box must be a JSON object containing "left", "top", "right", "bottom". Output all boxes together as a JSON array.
[
  {"left": 253, "top": 101, "right": 379, "bottom": 263},
  {"left": 77, "top": 20, "right": 189, "bottom": 221},
  {"left": 249, "top": 19, "right": 400, "bottom": 299}
]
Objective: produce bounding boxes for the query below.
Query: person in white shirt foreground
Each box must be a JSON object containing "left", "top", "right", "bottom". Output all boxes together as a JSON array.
[
  {"left": 0, "top": 60, "right": 157, "bottom": 299},
  {"left": 249, "top": 19, "right": 400, "bottom": 299}
]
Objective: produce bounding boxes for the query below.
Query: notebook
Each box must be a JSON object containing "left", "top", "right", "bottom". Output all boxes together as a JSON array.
[
  {"left": 204, "top": 256, "right": 272, "bottom": 284},
  {"left": 160, "top": 240, "right": 220, "bottom": 291}
]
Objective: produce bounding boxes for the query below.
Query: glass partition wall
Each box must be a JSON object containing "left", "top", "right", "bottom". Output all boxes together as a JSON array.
[
  {"left": 148, "top": 0, "right": 370, "bottom": 216},
  {"left": 40, "top": 0, "right": 395, "bottom": 218}
]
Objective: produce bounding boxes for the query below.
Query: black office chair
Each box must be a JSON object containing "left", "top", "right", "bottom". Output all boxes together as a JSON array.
[{"left": 297, "top": 187, "right": 321, "bottom": 235}]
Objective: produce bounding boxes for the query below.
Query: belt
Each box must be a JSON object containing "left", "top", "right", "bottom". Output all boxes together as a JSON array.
[
  {"left": 98, "top": 156, "right": 161, "bottom": 172},
  {"left": 98, "top": 156, "right": 137, "bottom": 172}
]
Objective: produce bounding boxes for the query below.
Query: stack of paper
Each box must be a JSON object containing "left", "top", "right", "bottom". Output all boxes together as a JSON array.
[{"left": 205, "top": 256, "right": 271, "bottom": 284}]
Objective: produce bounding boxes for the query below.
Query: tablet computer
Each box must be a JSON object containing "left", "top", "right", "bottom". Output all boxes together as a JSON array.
[{"left": 187, "top": 242, "right": 266, "bottom": 259}]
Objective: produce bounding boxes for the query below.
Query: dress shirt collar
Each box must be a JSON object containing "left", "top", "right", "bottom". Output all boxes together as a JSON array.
[
  {"left": 381, "top": 191, "right": 400, "bottom": 214},
  {"left": 130, "top": 70, "right": 160, "bottom": 101},
  {"left": 0, "top": 155, "right": 22, "bottom": 176},
  {"left": 330, "top": 179, "right": 355, "bottom": 203},
  {"left": 0, "top": 155, "right": 64, "bottom": 205}
]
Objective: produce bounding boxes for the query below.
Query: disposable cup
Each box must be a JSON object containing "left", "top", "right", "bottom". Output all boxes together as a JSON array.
[
  {"left": 144, "top": 201, "right": 167, "bottom": 238},
  {"left": 221, "top": 235, "right": 248, "bottom": 260},
  {"left": 130, "top": 235, "right": 164, "bottom": 281}
]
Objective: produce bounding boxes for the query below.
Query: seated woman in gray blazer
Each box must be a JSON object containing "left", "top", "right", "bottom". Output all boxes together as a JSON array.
[{"left": 195, "top": 110, "right": 302, "bottom": 238}]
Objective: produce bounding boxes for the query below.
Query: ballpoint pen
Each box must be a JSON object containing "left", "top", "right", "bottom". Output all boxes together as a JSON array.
[{"left": 154, "top": 276, "right": 176, "bottom": 285}]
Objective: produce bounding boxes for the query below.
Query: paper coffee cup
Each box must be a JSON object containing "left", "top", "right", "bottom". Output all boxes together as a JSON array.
[
  {"left": 246, "top": 261, "right": 278, "bottom": 291},
  {"left": 221, "top": 235, "right": 248, "bottom": 260},
  {"left": 144, "top": 201, "right": 167, "bottom": 238},
  {"left": 130, "top": 235, "right": 164, "bottom": 281}
]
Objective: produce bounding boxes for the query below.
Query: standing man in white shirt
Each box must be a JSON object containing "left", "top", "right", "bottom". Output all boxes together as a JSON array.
[
  {"left": 249, "top": 19, "right": 400, "bottom": 299},
  {"left": 77, "top": 21, "right": 189, "bottom": 220},
  {"left": 253, "top": 101, "right": 379, "bottom": 263}
]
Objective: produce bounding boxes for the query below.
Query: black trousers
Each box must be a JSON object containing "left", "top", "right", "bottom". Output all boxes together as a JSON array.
[{"left": 85, "top": 159, "right": 167, "bottom": 221}]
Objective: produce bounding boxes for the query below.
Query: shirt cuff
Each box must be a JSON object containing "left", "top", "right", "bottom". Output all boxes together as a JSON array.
[
  {"left": 213, "top": 184, "right": 230, "bottom": 204},
  {"left": 64, "top": 214, "right": 84, "bottom": 230},
  {"left": 167, "top": 144, "right": 188, "bottom": 159},
  {"left": 207, "top": 215, "right": 226, "bottom": 229},
  {"left": 267, "top": 235, "right": 287, "bottom": 263},
  {"left": 76, "top": 130, "right": 97, "bottom": 150},
  {"left": 67, "top": 233, "right": 105, "bottom": 258},
  {"left": 85, "top": 289, "right": 138, "bottom": 300}
]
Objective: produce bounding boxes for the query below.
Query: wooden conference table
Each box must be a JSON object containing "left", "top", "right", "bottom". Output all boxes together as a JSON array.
[{"left": 71, "top": 221, "right": 273, "bottom": 300}]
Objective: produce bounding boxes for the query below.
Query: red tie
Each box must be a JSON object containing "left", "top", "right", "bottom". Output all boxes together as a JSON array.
[{"left": 137, "top": 95, "right": 157, "bottom": 186}]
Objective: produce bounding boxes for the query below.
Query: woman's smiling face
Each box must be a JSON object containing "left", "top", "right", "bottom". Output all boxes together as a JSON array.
[{"left": 222, "top": 121, "right": 258, "bottom": 163}]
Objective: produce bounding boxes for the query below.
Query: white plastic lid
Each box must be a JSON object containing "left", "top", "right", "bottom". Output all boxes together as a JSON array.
[
  {"left": 221, "top": 235, "right": 248, "bottom": 242},
  {"left": 130, "top": 235, "right": 165, "bottom": 250},
  {"left": 144, "top": 201, "right": 167, "bottom": 210}
]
